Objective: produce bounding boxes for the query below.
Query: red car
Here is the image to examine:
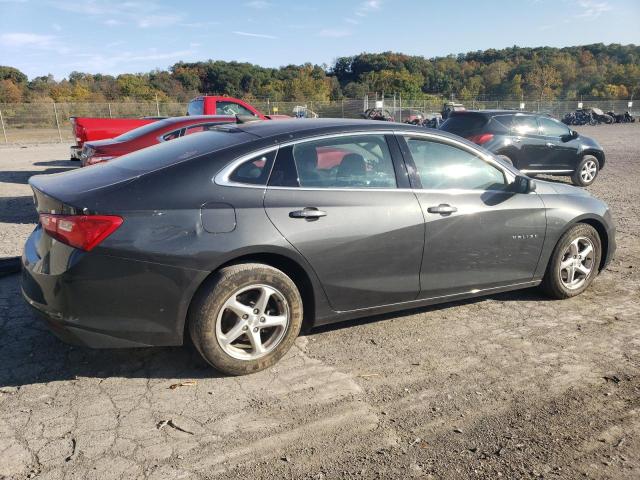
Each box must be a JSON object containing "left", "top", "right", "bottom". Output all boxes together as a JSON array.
[
  {"left": 70, "top": 96, "right": 289, "bottom": 160},
  {"left": 80, "top": 115, "right": 236, "bottom": 166}
]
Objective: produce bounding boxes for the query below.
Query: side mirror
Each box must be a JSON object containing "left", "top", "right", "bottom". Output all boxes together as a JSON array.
[
  {"left": 512, "top": 175, "right": 536, "bottom": 193},
  {"left": 561, "top": 130, "right": 579, "bottom": 142}
]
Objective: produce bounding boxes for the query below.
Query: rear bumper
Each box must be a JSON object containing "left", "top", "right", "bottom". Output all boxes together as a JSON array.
[{"left": 21, "top": 226, "right": 208, "bottom": 348}]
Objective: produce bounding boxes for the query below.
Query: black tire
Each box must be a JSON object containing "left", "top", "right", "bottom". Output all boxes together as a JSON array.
[
  {"left": 541, "top": 223, "right": 601, "bottom": 299},
  {"left": 188, "top": 263, "right": 303, "bottom": 376},
  {"left": 571, "top": 155, "right": 599, "bottom": 187}
]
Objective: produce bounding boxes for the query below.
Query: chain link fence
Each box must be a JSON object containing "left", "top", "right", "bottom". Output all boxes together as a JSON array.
[{"left": 0, "top": 98, "right": 636, "bottom": 144}]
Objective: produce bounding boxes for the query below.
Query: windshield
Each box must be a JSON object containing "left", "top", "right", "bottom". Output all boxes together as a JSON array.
[{"left": 114, "top": 119, "right": 175, "bottom": 142}]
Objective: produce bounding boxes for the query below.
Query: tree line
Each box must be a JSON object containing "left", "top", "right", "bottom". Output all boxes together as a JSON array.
[{"left": 0, "top": 43, "right": 638, "bottom": 104}]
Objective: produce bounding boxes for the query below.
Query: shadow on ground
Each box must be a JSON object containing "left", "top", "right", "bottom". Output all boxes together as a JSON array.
[
  {"left": 0, "top": 196, "right": 38, "bottom": 223},
  {"left": 0, "top": 269, "right": 550, "bottom": 387},
  {"left": 0, "top": 167, "right": 75, "bottom": 185}
]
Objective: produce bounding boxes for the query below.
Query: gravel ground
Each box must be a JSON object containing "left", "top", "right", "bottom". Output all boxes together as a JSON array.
[{"left": 0, "top": 125, "right": 639, "bottom": 479}]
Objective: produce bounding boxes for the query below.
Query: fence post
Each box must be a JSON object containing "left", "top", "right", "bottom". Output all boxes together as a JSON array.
[
  {"left": 53, "top": 102, "right": 63, "bottom": 143},
  {"left": 0, "top": 108, "right": 7, "bottom": 143},
  {"left": 341, "top": 98, "right": 344, "bottom": 118},
  {"left": 155, "top": 94, "right": 160, "bottom": 116},
  {"left": 108, "top": 103, "right": 112, "bottom": 118}
]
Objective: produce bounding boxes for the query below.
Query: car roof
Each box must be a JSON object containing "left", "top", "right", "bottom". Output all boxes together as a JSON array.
[
  {"left": 450, "top": 110, "right": 549, "bottom": 117},
  {"left": 163, "top": 115, "right": 236, "bottom": 124},
  {"left": 221, "top": 118, "right": 464, "bottom": 143}
]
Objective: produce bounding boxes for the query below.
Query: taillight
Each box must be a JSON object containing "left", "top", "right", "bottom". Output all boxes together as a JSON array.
[
  {"left": 40, "top": 214, "right": 123, "bottom": 251},
  {"left": 467, "top": 133, "right": 494, "bottom": 145}
]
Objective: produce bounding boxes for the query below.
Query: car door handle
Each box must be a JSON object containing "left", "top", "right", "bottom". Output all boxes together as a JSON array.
[
  {"left": 289, "top": 207, "right": 327, "bottom": 219},
  {"left": 427, "top": 204, "right": 458, "bottom": 215},
  {"left": 546, "top": 142, "right": 555, "bottom": 147}
]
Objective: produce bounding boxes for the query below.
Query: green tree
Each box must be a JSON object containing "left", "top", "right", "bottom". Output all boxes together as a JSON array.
[{"left": 526, "top": 65, "right": 561, "bottom": 100}]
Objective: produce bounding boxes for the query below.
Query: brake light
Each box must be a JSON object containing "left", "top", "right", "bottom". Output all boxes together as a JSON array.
[
  {"left": 467, "top": 133, "right": 494, "bottom": 145},
  {"left": 40, "top": 214, "right": 123, "bottom": 251}
]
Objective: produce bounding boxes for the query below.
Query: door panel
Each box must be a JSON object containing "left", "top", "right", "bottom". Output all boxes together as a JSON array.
[
  {"left": 264, "top": 189, "right": 425, "bottom": 311},
  {"left": 511, "top": 115, "right": 553, "bottom": 169},
  {"left": 415, "top": 190, "right": 545, "bottom": 297},
  {"left": 398, "top": 134, "right": 546, "bottom": 298},
  {"left": 264, "top": 133, "right": 424, "bottom": 312},
  {"left": 537, "top": 117, "right": 579, "bottom": 169}
]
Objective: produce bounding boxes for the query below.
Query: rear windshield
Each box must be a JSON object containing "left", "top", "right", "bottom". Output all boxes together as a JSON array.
[
  {"left": 107, "top": 128, "right": 253, "bottom": 174},
  {"left": 439, "top": 114, "right": 487, "bottom": 134},
  {"left": 114, "top": 119, "right": 174, "bottom": 141}
]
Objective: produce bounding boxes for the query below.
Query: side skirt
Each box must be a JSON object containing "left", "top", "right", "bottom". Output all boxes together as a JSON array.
[{"left": 313, "top": 280, "right": 542, "bottom": 327}]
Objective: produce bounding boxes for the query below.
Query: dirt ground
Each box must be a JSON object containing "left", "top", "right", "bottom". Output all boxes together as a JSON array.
[{"left": 0, "top": 125, "right": 639, "bottom": 480}]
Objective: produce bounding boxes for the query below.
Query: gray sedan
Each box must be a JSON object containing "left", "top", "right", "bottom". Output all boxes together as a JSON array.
[{"left": 22, "top": 119, "right": 616, "bottom": 375}]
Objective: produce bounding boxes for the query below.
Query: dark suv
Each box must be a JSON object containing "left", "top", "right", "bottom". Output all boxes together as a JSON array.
[{"left": 439, "top": 110, "right": 605, "bottom": 186}]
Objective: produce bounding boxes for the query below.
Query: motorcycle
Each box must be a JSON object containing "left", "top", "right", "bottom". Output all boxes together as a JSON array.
[{"left": 361, "top": 108, "right": 395, "bottom": 122}]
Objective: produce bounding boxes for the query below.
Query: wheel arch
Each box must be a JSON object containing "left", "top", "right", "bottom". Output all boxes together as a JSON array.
[
  {"left": 555, "top": 215, "right": 610, "bottom": 272},
  {"left": 181, "top": 249, "right": 321, "bottom": 344},
  {"left": 582, "top": 149, "right": 605, "bottom": 170}
]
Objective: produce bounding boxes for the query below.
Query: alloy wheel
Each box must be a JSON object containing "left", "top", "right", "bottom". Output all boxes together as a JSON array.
[
  {"left": 215, "top": 284, "right": 290, "bottom": 360},
  {"left": 559, "top": 236, "right": 595, "bottom": 290},
  {"left": 580, "top": 160, "right": 597, "bottom": 183}
]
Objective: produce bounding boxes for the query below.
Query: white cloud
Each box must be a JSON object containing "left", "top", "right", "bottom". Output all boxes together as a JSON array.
[
  {"left": 137, "top": 13, "right": 183, "bottom": 28},
  {"left": 245, "top": 0, "right": 271, "bottom": 8},
  {"left": 0, "top": 32, "right": 70, "bottom": 55},
  {"left": 318, "top": 28, "right": 352, "bottom": 38},
  {"left": 355, "top": 0, "right": 382, "bottom": 17},
  {"left": 232, "top": 30, "right": 277, "bottom": 39},
  {"left": 576, "top": 0, "right": 612, "bottom": 19},
  {"left": 104, "top": 19, "right": 122, "bottom": 26},
  {"left": 344, "top": 18, "right": 360, "bottom": 25},
  {"left": 0, "top": 32, "right": 56, "bottom": 48},
  {"left": 62, "top": 49, "right": 196, "bottom": 73}
]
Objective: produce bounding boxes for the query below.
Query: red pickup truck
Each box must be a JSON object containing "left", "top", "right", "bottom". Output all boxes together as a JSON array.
[{"left": 69, "top": 96, "right": 285, "bottom": 160}]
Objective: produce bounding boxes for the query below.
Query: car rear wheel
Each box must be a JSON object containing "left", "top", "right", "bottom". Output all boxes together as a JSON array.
[
  {"left": 541, "top": 223, "right": 601, "bottom": 299},
  {"left": 571, "top": 156, "right": 599, "bottom": 187},
  {"left": 189, "top": 263, "right": 303, "bottom": 375}
]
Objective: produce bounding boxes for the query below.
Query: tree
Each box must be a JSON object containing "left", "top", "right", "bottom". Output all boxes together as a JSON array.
[
  {"left": 0, "top": 79, "right": 23, "bottom": 102},
  {"left": 0, "top": 66, "right": 28, "bottom": 84},
  {"left": 526, "top": 65, "right": 561, "bottom": 100},
  {"left": 508, "top": 74, "right": 524, "bottom": 99}
]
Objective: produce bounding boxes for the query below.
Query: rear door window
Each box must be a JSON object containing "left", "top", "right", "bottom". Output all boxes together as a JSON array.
[
  {"left": 511, "top": 115, "right": 538, "bottom": 135},
  {"left": 285, "top": 134, "right": 397, "bottom": 188}
]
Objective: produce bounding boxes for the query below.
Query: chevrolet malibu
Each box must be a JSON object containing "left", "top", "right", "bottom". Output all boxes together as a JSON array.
[{"left": 22, "top": 119, "right": 616, "bottom": 375}]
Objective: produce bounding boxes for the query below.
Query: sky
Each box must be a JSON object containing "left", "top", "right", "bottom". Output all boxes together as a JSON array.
[{"left": 0, "top": 0, "right": 639, "bottom": 80}]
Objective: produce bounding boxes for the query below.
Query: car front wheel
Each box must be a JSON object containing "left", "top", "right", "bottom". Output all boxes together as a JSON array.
[
  {"left": 572, "top": 156, "right": 599, "bottom": 187},
  {"left": 189, "top": 263, "right": 303, "bottom": 375},
  {"left": 541, "top": 223, "right": 601, "bottom": 299}
]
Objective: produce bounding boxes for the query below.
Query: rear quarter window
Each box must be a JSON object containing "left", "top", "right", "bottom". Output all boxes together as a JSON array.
[{"left": 440, "top": 115, "right": 487, "bottom": 135}]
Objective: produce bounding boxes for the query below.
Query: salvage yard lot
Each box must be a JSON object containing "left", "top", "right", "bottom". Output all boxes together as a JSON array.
[{"left": 0, "top": 124, "right": 639, "bottom": 479}]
